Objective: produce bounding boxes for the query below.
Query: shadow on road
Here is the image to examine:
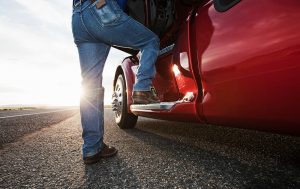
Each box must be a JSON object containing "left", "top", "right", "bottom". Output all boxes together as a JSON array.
[
  {"left": 137, "top": 119, "right": 300, "bottom": 165},
  {"left": 117, "top": 119, "right": 300, "bottom": 188}
]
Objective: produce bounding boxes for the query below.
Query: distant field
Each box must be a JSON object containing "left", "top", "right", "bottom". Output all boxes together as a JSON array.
[
  {"left": 0, "top": 106, "right": 80, "bottom": 111},
  {"left": 0, "top": 107, "right": 38, "bottom": 111},
  {"left": 0, "top": 105, "right": 110, "bottom": 111},
  {"left": 104, "top": 104, "right": 112, "bottom": 108}
]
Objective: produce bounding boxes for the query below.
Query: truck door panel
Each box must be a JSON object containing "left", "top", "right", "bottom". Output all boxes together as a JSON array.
[{"left": 196, "top": 0, "right": 300, "bottom": 131}]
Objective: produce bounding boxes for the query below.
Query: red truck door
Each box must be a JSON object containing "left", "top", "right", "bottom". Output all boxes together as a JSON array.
[{"left": 194, "top": 0, "right": 300, "bottom": 133}]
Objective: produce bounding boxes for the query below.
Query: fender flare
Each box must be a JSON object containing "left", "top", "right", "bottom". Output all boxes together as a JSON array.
[{"left": 113, "top": 57, "right": 136, "bottom": 113}]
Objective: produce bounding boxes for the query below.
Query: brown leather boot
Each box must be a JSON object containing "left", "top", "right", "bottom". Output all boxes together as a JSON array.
[
  {"left": 83, "top": 143, "right": 117, "bottom": 164},
  {"left": 132, "top": 87, "right": 160, "bottom": 104}
]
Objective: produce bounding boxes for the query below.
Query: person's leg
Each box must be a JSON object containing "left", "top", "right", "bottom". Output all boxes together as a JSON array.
[
  {"left": 72, "top": 6, "right": 115, "bottom": 160},
  {"left": 77, "top": 42, "right": 110, "bottom": 158},
  {"left": 83, "top": 0, "right": 160, "bottom": 92}
]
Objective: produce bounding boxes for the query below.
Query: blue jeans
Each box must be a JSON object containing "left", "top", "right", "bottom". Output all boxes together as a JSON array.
[{"left": 72, "top": 0, "right": 159, "bottom": 158}]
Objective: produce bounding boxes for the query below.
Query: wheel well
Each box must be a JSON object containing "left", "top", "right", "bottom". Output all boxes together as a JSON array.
[
  {"left": 113, "top": 66, "right": 124, "bottom": 88},
  {"left": 112, "top": 65, "right": 138, "bottom": 129},
  {"left": 113, "top": 59, "right": 136, "bottom": 113}
]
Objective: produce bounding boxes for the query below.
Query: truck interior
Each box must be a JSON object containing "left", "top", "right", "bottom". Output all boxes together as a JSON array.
[
  {"left": 125, "top": 0, "right": 206, "bottom": 112},
  {"left": 114, "top": 0, "right": 205, "bottom": 54}
]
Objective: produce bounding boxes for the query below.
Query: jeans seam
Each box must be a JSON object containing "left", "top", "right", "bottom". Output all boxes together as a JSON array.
[{"left": 80, "top": 13, "right": 98, "bottom": 41}]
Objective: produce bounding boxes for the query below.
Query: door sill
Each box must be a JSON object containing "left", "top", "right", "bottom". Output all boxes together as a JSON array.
[{"left": 130, "top": 102, "right": 177, "bottom": 111}]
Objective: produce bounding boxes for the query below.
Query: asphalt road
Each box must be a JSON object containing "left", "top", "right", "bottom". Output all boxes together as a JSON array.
[
  {"left": 0, "top": 107, "right": 77, "bottom": 118},
  {"left": 0, "top": 108, "right": 78, "bottom": 145},
  {"left": 0, "top": 109, "right": 299, "bottom": 188}
]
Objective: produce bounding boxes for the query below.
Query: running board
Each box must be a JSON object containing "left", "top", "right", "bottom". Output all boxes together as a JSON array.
[{"left": 130, "top": 102, "right": 177, "bottom": 111}]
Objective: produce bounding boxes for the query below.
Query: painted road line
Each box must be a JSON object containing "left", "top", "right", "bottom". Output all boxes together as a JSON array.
[{"left": 0, "top": 108, "right": 78, "bottom": 119}]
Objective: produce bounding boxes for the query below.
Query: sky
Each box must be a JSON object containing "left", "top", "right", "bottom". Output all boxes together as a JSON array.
[{"left": 0, "top": 0, "right": 128, "bottom": 106}]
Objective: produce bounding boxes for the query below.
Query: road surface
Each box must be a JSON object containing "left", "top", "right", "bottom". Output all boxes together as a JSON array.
[{"left": 0, "top": 108, "right": 299, "bottom": 188}]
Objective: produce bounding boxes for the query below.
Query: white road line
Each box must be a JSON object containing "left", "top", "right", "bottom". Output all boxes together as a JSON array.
[{"left": 0, "top": 108, "right": 78, "bottom": 119}]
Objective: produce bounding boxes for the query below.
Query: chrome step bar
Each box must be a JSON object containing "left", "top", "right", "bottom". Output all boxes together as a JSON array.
[{"left": 130, "top": 102, "right": 177, "bottom": 111}]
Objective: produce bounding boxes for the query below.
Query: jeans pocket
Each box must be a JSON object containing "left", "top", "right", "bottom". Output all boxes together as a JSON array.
[{"left": 90, "top": 0, "right": 121, "bottom": 26}]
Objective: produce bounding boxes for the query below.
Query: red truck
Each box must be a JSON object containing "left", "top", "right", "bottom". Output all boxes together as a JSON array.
[{"left": 112, "top": 0, "right": 300, "bottom": 135}]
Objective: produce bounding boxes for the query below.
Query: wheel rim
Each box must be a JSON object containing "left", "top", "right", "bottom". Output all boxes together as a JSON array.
[{"left": 113, "top": 77, "right": 124, "bottom": 123}]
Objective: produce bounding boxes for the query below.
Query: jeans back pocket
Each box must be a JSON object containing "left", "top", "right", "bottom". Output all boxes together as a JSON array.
[{"left": 90, "top": 0, "right": 121, "bottom": 26}]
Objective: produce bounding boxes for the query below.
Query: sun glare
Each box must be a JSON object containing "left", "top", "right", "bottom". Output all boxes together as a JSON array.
[
  {"left": 42, "top": 86, "right": 81, "bottom": 106},
  {"left": 0, "top": 1, "right": 129, "bottom": 107},
  {"left": 80, "top": 86, "right": 86, "bottom": 98}
]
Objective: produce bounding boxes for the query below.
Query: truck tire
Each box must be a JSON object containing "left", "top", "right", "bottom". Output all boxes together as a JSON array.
[{"left": 112, "top": 74, "right": 138, "bottom": 129}]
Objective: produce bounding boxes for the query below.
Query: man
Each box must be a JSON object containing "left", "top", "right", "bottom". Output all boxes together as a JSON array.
[{"left": 72, "top": 0, "right": 160, "bottom": 164}]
